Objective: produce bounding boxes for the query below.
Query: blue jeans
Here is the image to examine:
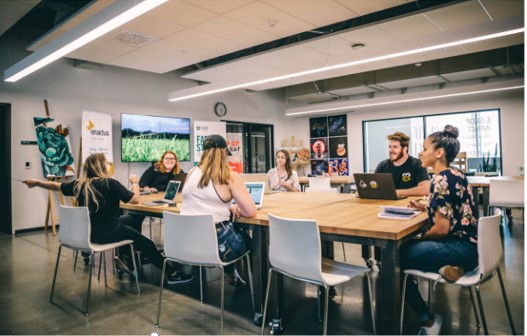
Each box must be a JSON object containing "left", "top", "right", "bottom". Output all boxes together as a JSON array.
[{"left": 400, "top": 238, "right": 478, "bottom": 323}]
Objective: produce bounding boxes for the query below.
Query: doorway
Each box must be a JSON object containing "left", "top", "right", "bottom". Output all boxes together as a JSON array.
[
  {"left": 226, "top": 121, "right": 274, "bottom": 173},
  {"left": 0, "top": 103, "right": 11, "bottom": 234}
]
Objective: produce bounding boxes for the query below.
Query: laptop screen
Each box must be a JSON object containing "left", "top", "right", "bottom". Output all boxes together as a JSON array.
[
  {"left": 244, "top": 182, "right": 265, "bottom": 208},
  {"left": 172, "top": 173, "right": 187, "bottom": 191},
  {"left": 164, "top": 180, "right": 180, "bottom": 201}
]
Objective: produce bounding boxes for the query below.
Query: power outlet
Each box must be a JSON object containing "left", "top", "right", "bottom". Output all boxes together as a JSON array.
[
  {"left": 519, "top": 166, "right": 524, "bottom": 175},
  {"left": 25, "top": 162, "right": 31, "bottom": 169}
]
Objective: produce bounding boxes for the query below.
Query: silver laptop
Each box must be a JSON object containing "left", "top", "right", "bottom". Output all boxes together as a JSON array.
[
  {"left": 243, "top": 182, "right": 266, "bottom": 209},
  {"left": 142, "top": 180, "right": 180, "bottom": 205},
  {"left": 353, "top": 173, "right": 406, "bottom": 200},
  {"left": 240, "top": 173, "right": 278, "bottom": 194}
]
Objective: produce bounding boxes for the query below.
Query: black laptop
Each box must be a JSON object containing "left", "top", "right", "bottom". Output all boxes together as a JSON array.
[
  {"left": 172, "top": 173, "right": 187, "bottom": 191},
  {"left": 353, "top": 173, "right": 406, "bottom": 200}
]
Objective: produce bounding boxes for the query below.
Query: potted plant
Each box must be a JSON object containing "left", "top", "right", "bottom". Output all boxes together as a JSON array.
[{"left": 478, "top": 144, "right": 499, "bottom": 176}]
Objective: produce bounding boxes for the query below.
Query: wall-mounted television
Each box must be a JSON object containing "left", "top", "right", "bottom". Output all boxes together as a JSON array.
[{"left": 121, "top": 113, "right": 191, "bottom": 162}]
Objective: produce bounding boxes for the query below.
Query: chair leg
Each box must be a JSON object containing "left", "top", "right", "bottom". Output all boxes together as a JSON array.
[
  {"left": 427, "top": 279, "right": 432, "bottom": 309},
  {"left": 155, "top": 259, "right": 168, "bottom": 328},
  {"left": 341, "top": 242, "right": 346, "bottom": 261},
  {"left": 468, "top": 287, "right": 481, "bottom": 328},
  {"left": 97, "top": 253, "right": 103, "bottom": 282},
  {"left": 220, "top": 265, "right": 225, "bottom": 335},
  {"left": 73, "top": 250, "right": 78, "bottom": 272},
  {"left": 245, "top": 254, "right": 256, "bottom": 312},
  {"left": 199, "top": 266, "right": 204, "bottom": 303},
  {"left": 103, "top": 251, "right": 107, "bottom": 287},
  {"left": 400, "top": 274, "right": 409, "bottom": 335},
  {"left": 129, "top": 244, "right": 141, "bottom": 294},
  {"left": 322, "top": 285, "right": 330, "bottom": 335},
  {"left": 366, "top": 272, "right": 377, "bottom": 335},
  {"left": 260, "top": 268, "right": 274, "bottom": 335},
  {"left": 497, "top": 267, "right": 517, "bottom": 335},
  {"left": 50, "top": 245, "right": 64, "bottom": 303},
  {"left": 85, "top": 253, "right": 95, "bottom": 316},
  {"left": 475, "top": 285, "right": 489, "bottom": 335}
]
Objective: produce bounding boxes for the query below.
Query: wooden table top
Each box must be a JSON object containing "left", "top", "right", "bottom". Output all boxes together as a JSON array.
[
  {"left": 298, "top": 175, "right": 355, "bottom": 185},
  {"left": 122, "top": 191, "right": 428, "bottom": 241}
]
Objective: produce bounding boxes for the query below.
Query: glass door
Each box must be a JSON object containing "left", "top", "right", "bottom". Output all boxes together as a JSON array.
[{"left": 226, "top": 121, "right": 274, "bottom": 173}]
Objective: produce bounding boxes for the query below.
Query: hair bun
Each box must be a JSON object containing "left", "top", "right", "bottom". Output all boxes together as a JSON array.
[{"left": 443, "top": 125, "right": 459, "bottom": 138}]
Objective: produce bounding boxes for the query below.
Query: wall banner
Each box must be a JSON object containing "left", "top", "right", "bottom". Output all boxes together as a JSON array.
[
  {"left": 82, "top": 110, "right": 113, "bottom": 166},
  {"left": 227, "top": 124, "right": 244, "bottom": 173},
  {"left": 194, "top": 121, "right": 226, "bottom": 165}
]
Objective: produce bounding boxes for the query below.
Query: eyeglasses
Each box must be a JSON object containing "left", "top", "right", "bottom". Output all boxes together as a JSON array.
[{"left": 164, "top": 157, "right": 176, "bottom": 161}]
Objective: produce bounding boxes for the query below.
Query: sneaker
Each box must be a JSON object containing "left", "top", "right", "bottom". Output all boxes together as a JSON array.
[
  {"left": 167, "top": 271, "right": 195, "bottom": 285},
  {"left": 228, "top": 268, "right": 246, "bottom": 286},
  {"left": 114, "top": 256, "right": 131, "bottom": 274},
  {"left": 418, "top": 314, "right": 443, "bottom": 335},
  {"left": 439, "top": 265, "right": 464, "bottom": 282}
]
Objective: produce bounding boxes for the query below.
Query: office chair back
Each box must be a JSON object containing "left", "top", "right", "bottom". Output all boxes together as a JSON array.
[
  {"left": 308, "top": 177, "right": 331, "bottom": 189},
  {"left": 163, "top": 212, "right": 220, "bottom": 265},
  {"left": 268, "top": 214, "right": 323, "bottom": 283},
  {"left": 59, "top": 205, "right": 91, "bottom": 250},
  {"left": 477, "top": 209, "right": 502, "bottom": 280},
  {"left": 489, "top": 179, "right": 524, "bottom": 208}
]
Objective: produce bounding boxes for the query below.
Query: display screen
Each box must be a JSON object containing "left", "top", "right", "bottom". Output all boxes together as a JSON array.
[{"left": 121, "top": 113, "right": 191, "bottom": 162}]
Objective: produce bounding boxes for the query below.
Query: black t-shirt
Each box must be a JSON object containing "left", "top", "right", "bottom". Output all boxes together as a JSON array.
[
  {"left": 139, "top": 165, "right": 184, "bottom": 191},
  {"left": 374, "top": 156, "right": 429, "bottom": 189},
  {"left": 60, "top": 178, "right": 134, "bottom": 240}
]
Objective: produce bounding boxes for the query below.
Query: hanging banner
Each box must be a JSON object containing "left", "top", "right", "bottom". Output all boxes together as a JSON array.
[
  {"left": 82, "top": 110, "right": 113, "bottom": 168},
  {"left": 194, "top": 121, "right": 226, "bottom": 165},
  {"left": 227, "top": 124, "right": 244, "bottom": 173},
  {"left": 34, "top": 117, "right": 76, "bottom": 178}
]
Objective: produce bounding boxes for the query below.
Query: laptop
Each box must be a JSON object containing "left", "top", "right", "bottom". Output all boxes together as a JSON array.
[
  {"left": 234, "top": 182, "right": 265, "bottom": 209},
  {"left": 172, "top": 173, "right": 187, "bottom": 191},
  {"left": 353, "top": 173, "right": 406, "bottom": 200},
  {"left": 240, "top": 173, "right": 278, "bottom": 194},
  {"left": 142, "top": 180, "right": 181, "bottom": 205}
]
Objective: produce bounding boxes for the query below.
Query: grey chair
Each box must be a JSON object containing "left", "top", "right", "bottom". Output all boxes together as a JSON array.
[
  {"left": 51, "top": 205, "right": 140, "bottom": 316},
  {"left": 400, "top": 209, "right": 516, "bottom": 335}
]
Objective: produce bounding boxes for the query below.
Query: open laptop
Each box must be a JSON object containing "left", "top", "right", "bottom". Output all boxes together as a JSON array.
[
  {"left": 172, "top": 173, "right": 187, "bottom": 191},
  {"left": 142, "top": 180, "right": 180, "bottom": 205},
  {"left": 353, "top": 173, "right": 406, "bottom": 200},
  {"left": 237, "top": 182, "right": 265, "bottom": 209},
  {"left": 240, "top": 173, "right": 278, "bottom": 194}
]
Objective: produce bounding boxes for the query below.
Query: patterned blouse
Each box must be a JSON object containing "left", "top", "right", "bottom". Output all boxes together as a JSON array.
[
  {"left": 267, "top": 167, "right": 300, "bottom": 192},
  {"left": 427, "top": 168, "right": 478, "bottom": 243}
]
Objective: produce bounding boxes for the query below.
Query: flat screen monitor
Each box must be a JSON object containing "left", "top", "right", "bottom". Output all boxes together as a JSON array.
[{"left": 121, "top": 113, "right": 191, "bottom": 162}]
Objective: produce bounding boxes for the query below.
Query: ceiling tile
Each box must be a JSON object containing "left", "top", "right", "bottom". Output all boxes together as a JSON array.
[
  {"left": 157, "top": 0, "right": 218, "bottom": 27},
  {"left": 335, "top": 0, "right": 409, "bottom": 16},
  {"left": 165, "top": 28, "right": 245, "bottom": 56},
  {"left": 478, "top": 0, "right": 524, "bottom": 21},
  {"left": 425, "top": 1, "right": 490, "bottom": 32},
  {"left": 181, "top": 0, "right": 255, "bottom": 14},
  {"left": 377, "top": 13, "right": 443, "bottom": 40},
  {"left": 67, "top": 39, "right": 137, "bottom": 63}
]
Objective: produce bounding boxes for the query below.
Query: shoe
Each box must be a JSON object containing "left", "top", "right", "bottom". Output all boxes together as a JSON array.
[
  {"left": 114, "top": 256, "right": 131, "bottom": 274},
  {"left": 167, "top": 271, "right": 195, "bottom": 285},
  {"left": 418, "top": 314, "right": 443, "bottom": 335},
  {"left": 439, "top": 265, "right": 464, "bottom": 282},
  {"left": 228, "top": 268, "right": 246, "bottom": 286}
]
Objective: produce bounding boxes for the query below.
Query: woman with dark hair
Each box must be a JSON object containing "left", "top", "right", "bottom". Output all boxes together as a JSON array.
[
  {"left": 267, "top": 149, "right": 300, "bottom": 192},
  {"left": 401, "top": 125, "right": 479, "bottom": 335},
  {"left": 23, "top": 153, "right": 192, "bottom": 285}
]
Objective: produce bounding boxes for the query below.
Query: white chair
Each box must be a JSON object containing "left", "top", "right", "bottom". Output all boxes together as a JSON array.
[
  {"left": 489, "top": 179, "right": 524, "bottom": 224},
  {"left": 51, "top": 205, "right": 140, "bottom": 316},
  {"left": 156, "top": 212, "right": 255, "bottom": 334},
  {"left": 400, "top": 209, "right": 516, "bottom": 335},
  {"left": 307, "top": 176, "right": 331, "bottom": 189},
  {"left": 261, "top": 214, "right": 376, "bottom": 335}
]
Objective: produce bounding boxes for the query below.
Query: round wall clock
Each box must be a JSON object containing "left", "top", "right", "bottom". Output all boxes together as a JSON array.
[{"left": 214, "top": 102, "right": 227, "bottom": 117}]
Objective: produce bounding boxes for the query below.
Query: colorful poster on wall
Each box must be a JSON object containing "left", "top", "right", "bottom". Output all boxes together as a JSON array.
[
  {"left": 227, "top": 124, "right": 244, "bottom": 173},
  {"left": 309, "top": 114, "right": 348, "bottom": 176},
  {"left": 194, "top": 121, "right": 226, "bottom": 165},
  {"left": 34, "top": 117, "right": 76, "bottom": 178},
  {"left": 82, "top": 110, "right": 113, "bottom": 171}
]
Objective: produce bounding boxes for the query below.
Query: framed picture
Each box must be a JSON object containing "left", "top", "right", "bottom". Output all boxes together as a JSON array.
[
  {"left": 328, "top": 114, "right": 347, "bottom": 137},
  {"left": 310, "top": 138, "right": 328, "bottom": 159},
  {"left": 329, "top": 136, "right": 348, "bottom": 158},
  {"left": 329, "top": 158, "right": 349, "bottom": 176},
  {"left": 310, "top": 160, "right": 329, "bottom": 176},
  {"left": 310, "top": 117, "right": 328, "bottom": 138}
]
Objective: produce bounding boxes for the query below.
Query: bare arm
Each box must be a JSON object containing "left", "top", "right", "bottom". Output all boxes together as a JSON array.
[
  {"left": 422, "top": 212, "right": 450, "bottom": 239},
  {"left": 229, "top": 173, "right": 257, "bottom": 218},
  {"left": 23, "top": 179, "right": 61, "bottom": 191},
  {"left": 128, "top": 174, "right": 140, "bottom": 204},
  {"left": 396, "top": 180, "right": 431, "bottom": 197}
]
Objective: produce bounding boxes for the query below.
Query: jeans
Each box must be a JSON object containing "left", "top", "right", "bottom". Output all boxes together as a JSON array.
[{"left": 400, "top": 238, "right": 478, "bottom": 323}]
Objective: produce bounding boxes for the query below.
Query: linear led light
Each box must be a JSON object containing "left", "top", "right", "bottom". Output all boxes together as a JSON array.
[
  {"left": 168, "top": 27, "right": 524, "bottom": 102},
  {"left": 4, "top": 0, "right": 168, "bottom": 82},
  {"left": 285, "top": 83, "right": 524, "bottom": 116}
]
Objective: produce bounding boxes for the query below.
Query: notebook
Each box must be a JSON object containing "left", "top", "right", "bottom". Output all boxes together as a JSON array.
[
  {"left": 142, "top": 180, "right": 180, "bottom": 205},
  {"left": 240, "top": 173, "right": 278, "bottom": 194},
  {"left": 172, "top": 173, "right": 187, "bottom": 191},
  {"left": 233, "top": 182, "right": 266, "bottom": 209},
  {"left": 353, "top": 173, "right": 406, "bottom": 200}
]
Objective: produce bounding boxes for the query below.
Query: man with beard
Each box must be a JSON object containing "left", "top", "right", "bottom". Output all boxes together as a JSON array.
[{"left": 375, "top": 131, "right": 430, "bottom": 197}]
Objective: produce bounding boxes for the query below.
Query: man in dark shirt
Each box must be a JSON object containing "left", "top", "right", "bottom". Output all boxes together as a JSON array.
[{"left": 375, "top": 131, "right": 430, "bottom": 197}]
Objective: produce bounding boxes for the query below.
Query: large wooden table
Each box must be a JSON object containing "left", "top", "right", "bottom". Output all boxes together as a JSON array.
[{"left": 122, "top": 192, "right": 428, "bottom": 334}]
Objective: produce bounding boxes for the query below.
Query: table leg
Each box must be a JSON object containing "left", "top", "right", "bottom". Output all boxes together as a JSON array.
[
  {"left": 482, "top": 186, "right": 489, "bottom": 216},
  {"left": 380, "top": 240, "right": 401, "bottom": 335},
  {"left": 251, "top": 226, "right": 265, "bottom": 324}
]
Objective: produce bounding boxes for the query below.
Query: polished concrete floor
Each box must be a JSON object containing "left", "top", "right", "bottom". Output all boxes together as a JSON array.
[{"left": 0, "top": 211, "right": 523, "bottom": 335}]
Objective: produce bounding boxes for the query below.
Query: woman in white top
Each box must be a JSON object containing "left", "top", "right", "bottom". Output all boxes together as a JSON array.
[
  {"left": 181, "top": 134, "right": 256, "bottom": 284},
  {"left": 267, "top": 149, "right": 300, "bottom": 192}
]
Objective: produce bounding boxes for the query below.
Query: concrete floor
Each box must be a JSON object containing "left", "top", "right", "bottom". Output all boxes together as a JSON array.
[{"left": 0, "top": 212, "right": 523, "bottom": 335}]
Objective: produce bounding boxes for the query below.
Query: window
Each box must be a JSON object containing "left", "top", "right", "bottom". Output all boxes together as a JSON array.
[{"left": 363, "top": 109, "right": 501, "bottom": 174}]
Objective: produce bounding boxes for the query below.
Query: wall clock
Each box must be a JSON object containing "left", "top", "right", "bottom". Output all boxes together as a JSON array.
[{"left": 214, "top": 102, "right": 227, "bottom": 117}]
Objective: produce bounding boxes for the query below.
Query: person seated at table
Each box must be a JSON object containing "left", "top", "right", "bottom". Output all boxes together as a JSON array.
[
  {"left": 402, "top": 125, "right": 479, "bottom": 335},
  {"left": 129, "top": 150, "right": 185, "bottom": 233},
  {"left": 375, "top": 131, "right": 430, "bottom": 197},
  {"left": 267, "top": 149, "right": 300, "bottom": 192},
  {"left": 181, "top": 134, "right": 257, "bottom": 286},
  {"left": 23, "top": 153, "right": 193, "bottom": 285}
]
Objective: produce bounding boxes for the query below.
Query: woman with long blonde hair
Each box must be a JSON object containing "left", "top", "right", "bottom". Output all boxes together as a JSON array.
[{"left": 24, "top": 153, "right": 193, "bottom": 285}]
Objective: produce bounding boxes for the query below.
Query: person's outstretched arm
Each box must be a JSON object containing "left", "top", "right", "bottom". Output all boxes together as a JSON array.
[{"left": 23, "top": 179, "right": 61, "bottom": 191}]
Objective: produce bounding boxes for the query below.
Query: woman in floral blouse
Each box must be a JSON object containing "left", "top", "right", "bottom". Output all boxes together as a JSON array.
[
  {"left": 401, "top": 125, "right": 478, "bottom": 335},
  {"left": 267, "top": 149, "right": 300, "bottom": 192}
]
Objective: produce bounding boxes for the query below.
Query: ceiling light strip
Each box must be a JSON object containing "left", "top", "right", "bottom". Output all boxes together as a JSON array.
[
  {"left": 4, "top": 0, "right": 168, "bottom": 83},
  {"left": 169, "top": 27, "right": 524, "bottom": 102},
  {"left": 285, "top": 85, "right": 524, "bottom": 116}
]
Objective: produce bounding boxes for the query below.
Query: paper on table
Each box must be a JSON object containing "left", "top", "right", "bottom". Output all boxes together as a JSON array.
[{"left": 378, "top": 206, "right": 420, "bottom": 220}]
